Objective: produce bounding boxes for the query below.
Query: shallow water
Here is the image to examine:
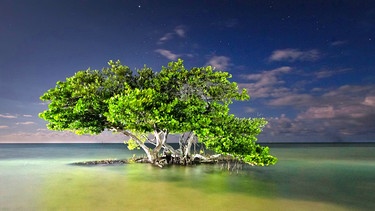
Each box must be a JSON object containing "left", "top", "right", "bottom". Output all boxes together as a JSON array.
[{"left": 0, "top": 143, "right": 374, "bottom": 210}]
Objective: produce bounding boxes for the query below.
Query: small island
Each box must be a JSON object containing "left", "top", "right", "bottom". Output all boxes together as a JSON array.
[
  {"left": 71, "top": 154, "right": 254, "bottom": 172},
  {"left": 40, "top": 59, "right": 277, "bottom": 168}
]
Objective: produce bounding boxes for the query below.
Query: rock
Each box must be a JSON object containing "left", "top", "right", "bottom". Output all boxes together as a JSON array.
[{"left": 71, "top": 159, "right": 128, "bottom": 166}]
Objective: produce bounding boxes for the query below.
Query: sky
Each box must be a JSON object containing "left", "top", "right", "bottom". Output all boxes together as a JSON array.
[{"left": 0, "top": 0, "right": 374, "bottom": 143}]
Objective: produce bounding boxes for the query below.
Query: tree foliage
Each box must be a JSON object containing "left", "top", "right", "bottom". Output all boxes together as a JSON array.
[{"left": 40, "top": 59, "right": 277, "bottom": 166}]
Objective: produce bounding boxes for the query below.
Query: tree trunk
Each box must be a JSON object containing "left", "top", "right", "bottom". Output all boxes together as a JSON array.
[
  {"left": 122, "top": 130, "right": 154, "bottom": 163},
  {"left": 183, "top": 133, "right": 195, "bottom": 162},
  {"left": 121, "top": 129, "right": 204, "bottom": 167},
  {"left": 179, "top": 132, "right": 195, "bottom": 165},
  {"left": 151, "top": 126, "right": 168, "bottom": 167}
]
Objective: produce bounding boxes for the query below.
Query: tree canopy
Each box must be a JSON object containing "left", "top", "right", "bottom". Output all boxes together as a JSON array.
[{"left": 40, "top": 59, "right": 277, "bottom": 166}]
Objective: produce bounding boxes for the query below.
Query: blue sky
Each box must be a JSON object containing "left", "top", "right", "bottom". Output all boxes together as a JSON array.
[{"left": 0, "top": 0, "right": 374, "bottom": 143}]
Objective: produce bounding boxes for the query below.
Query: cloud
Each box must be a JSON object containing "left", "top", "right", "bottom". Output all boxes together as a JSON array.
[
  {"left": 297, "top": 106, "right": 335, "bottom": 119},
  {"left": 16, "top": 121, "right": 35, "bottom": 125},
  {"left": 264, "top": 112, "right": 375, "bottom": 142},
  {"left": 155, "top": 25, "right": 190, "bottom": 60},
  {"left": 297, "top": 104, "right": 371, "bottom": 120},
  {"left": 268, "top": 94, "right": 313, "bottom": 106},
  {"left": 323, "top": 84, "right": 372, "bottom": 97},
  {"left": 0, "top": 114, "right": 17, "bottom": 119},
  {"left": 314, "top": 69, "right": 337, "bottom": 79},
  {"left": 314, "top": 68, "right": 350, "bottom": 79},
  {"left": 330, "top": 40, "right": 347, "bottom": 46},
  {"left": 206, "top": 56, "right": 231, "bottom": 70},
  {"left": 264, "top": 114, "right": 301, "bottom": 136},
  {"left": 243, "top": 66, "right": 291, "bottom": 82},
  {"left": 363, "top": 96, "right": 375, "bottom": 106},
  {"left": 269, "top": 85, "right": 375, "bottom": 110},
  {"left": 244, "top": 107, "right": 256, "bottom": 113},
  {"left": 269, "top": 48, "right": 320, "bottom": 62},
  {"left": 239, "top": 66, "right": 292, "bottom": 98},
  {"left": 262, "top": 85, "right": 375, "bottom": 141},
  {"left": 0, "top": 125, "right": 9, "bottom": 129},
  {"left": 174, "top": 25, "right": 187, "bottom": 37},
  {"left": 158, "top": 25, "right": 187, "bottom": 45},
  {"left": 238, "top": 65, "right": 375, "bottom": 141},
  {"left": 240, "top": 67, "right": 368, "bottom": 109},
  {"left": 0, "top": 130, "right": 126, "bottom": 143},
  {"left": 158, "top": 33, "right": 174, "bottom": 44},
  {"left": 0, "top": 113, "right": 34, "bottom": 119},
  {"left": 155, "top": 49, "right": 180, "bottom": 60}
]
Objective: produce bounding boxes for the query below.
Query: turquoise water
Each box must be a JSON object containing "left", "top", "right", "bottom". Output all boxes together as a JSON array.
[{"left": 0, "top": 143, "right": 374, "bottom": 210}]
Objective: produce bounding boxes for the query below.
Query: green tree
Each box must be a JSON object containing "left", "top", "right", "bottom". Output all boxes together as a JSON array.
[{"left": 39, "top": 59, "right": 277, "bottom": 167}]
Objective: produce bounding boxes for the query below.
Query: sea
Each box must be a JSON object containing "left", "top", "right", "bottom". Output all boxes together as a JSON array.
[{"left": 0, "top": 143, "right": 374, "bottom": 211}]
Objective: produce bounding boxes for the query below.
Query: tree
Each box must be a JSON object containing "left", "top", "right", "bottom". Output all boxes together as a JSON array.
[{"left": 39, "top": 59, "right": 277, "bottom": 167}]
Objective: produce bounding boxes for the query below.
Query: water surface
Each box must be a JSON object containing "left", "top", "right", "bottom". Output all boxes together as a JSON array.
[{"left": 1, "top": 143, "right": 374, "bottom": 210}]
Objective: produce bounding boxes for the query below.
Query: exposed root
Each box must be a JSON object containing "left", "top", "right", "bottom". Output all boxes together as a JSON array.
[
  {"left": 71, "top": 159, "right": 128, "bottom": 166},
  {"left": 70, "top": 153, "right": 250, "bottom": 172}
]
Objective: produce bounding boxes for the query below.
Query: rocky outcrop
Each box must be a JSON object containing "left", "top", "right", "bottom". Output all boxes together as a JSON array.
[{"left": 71, "top": 159, "right": 128, "bottom": 166}]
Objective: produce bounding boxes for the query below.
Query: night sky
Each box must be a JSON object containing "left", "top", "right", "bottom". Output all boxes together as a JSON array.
[{"left": 1, "top": 0, "right": 374, "bottom": 143}]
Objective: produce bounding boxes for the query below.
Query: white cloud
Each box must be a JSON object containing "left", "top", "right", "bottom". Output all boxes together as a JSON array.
[
  {"left": 0, "top": 114, "right": 17, "bottom": 119},
  {"left": 261, "top": 85, "right": 375, "bottom": 141},
  {"left": 264, "top": 114, "right": 300, "bottom": 135},
  {"left": 268, "top": 94, "right": 313, "bottom": 106},
  {"left": 158, "top": 33, "right": 174, "bottom": 44},
  {"left": 334, "top": 105, "right": 369, "bottom": 118},
  {"left": 174, "top": 25, "right": 187, "bottom": 37},
  {"left": 23, "top": 114, "right": 33, "bottom": 118},
  {"left": 270, "top": 85, "right": 375, "bottom": 113},
  {"left": 264, "top": 109, "right": 375, "bottom": 142},
  {"left": 363, "top": 96, "right": 375, "bottom": 106},
  {"left": 236, "top": 63, "right": 374, "bottom": 142},
  {"left": 157, "top": 25, "right": 187, "bottom": 45},
  {"left": 239, "top": 66, "right": 292, "bottom": 98},
  {"left": 245, "top": 107, "right": 256, "bottom": 113},
  {"left": 314, "top": 68, "right": 350, "bottom": 79},
  {"left": 297, "top": 106, "right": 335, "bottom": 119},
  {"left": 0, "top": 130, "right": 127, "bottom": 143},
  {"left": 206, "top": 56, "right": 230, "bottom": 70},
  {"left": 323, "top": 85, "right": 372, "bottom": 98},
  {"left": 155, "top": 25, "right": 190, "bottom": 60},
  {"left": 330, "top": 40, "right": 347, "bottom": 46},
  {"left": 311, "top": 87, "right": 325, "bottom": 92},
  {"left": 16, "top": 121, "right": 35, "bottom": 125},
  {"left": 0, "top": 125, "right": 9, "bottom": 129},
  {"left": 269, "top": 48, "right": 320, "bottom": 62},
  {"left": 155, "top": 49, "right": 180, "bottom": 60},
  {"left": 315, "top": 70, "right": 336, "bottom": 79},
  {"left": 243, "top": 66, "right": 291, "bottom": 84}
]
